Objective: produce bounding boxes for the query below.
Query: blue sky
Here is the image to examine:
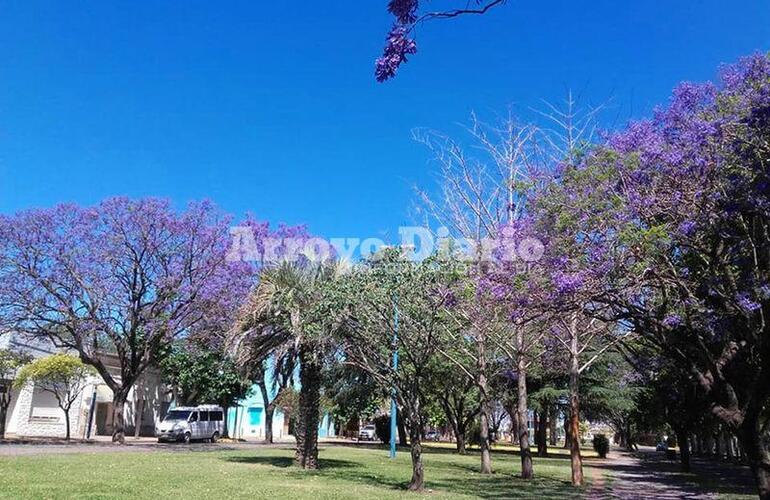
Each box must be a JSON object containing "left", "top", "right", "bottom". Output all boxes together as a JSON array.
[{"left": 1, "top": 1, "right": 768, "bottom": 239}]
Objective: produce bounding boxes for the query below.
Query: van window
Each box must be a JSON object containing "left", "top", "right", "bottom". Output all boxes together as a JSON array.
[
  {"left": 163, "top": 410, "right": 191, "bottom": 422},
  {"left": 210, "top": 411, "right": 223, "bottom": 421},
  {"left": 189, "top": 412, "right": 198, "bottom": 422},
  {"left": 199, "top": 411, "right": 209, "bottom": 422}
]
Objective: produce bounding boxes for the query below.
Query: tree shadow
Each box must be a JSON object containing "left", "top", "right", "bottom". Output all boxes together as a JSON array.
[
  {"left": 428, "top": 473, "right": 583, "bottom": 500},
  {"left": 225, "top": 455, "right": 358, "bottom": 469},
  {"left": 298, "top": 463, "right": 578, "bottom": 498},
  {"left": 323, "top": 444, "right": 585, "bottom": 498},
  {"left": 224, "top": 443, "right": 588, "bottom": 498},
  {"left": 636, "top": 452, "right": 755, "bottom": 496},
  {"left": 585, "top": 450, "right": 756, "bottom": 498}
]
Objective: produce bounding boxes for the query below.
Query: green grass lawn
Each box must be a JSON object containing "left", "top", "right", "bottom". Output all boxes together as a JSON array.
[{"left": 0, "top": 443, "right": 589, "bottom": 499}]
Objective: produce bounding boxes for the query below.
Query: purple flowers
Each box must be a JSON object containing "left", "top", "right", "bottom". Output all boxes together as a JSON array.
[
  {"left": 378, "top": 0, "right": 420, "bottom": 82},
  {"left": 387, "top": 0, "right": 419, "bottom": 24},
  {"left": 375, "top": 24, "right": 418, "bottom": 82},
  {"left": 552, "top": 272, "right": 584, "bottom": 294},
  {"left": 736, "top": 293, "right": 761, "bottom": 313},
  {"left": 662, "top": 314, "right": 683, "bottom": 328},
  {"left": 678, "top": 220, "right": 697, "bottom": 236}
]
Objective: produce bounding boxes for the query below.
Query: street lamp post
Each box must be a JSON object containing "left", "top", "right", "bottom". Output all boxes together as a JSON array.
[
  {"left": 389, "top": 295, "right": 399, "bottom": 459},
  {"left": 86, "top": 384, "right": 98, "bottom": 439}
]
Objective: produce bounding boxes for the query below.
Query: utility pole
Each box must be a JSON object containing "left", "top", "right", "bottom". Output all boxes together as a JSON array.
[{"left": 389, "top": 294, "right": 399, "bottom": 459}]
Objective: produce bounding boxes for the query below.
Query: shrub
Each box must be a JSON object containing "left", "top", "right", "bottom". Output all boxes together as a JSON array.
[{"left": 593, "top": 434, "right": 610, "bottom": 458}]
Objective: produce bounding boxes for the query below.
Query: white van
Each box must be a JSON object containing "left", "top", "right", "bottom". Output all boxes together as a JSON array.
[{"left": 156, "top": 405, "right": 225, "bottom": 444}]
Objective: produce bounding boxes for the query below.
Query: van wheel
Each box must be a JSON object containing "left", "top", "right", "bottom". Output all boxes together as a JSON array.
[
  {"left": 211, "top": 432, "right": 219, "bottom": 443},
  {"left": 183, "top": 432, "right": 191, "bottom": 444}
]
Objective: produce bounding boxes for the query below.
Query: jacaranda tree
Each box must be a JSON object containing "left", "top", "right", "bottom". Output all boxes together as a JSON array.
[
  {"left": 0, "top": 197, "right": 251, "bottom": 443},
  {"left": 376, "top": 0, "right": 507, "bottom": 81},
  {"left": 533, "top": 53, "right": 770, "bottom": 496}
]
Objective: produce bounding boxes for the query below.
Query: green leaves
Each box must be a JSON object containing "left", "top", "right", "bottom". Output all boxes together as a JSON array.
[
  {"left": 13, "top": 354, "right": 94, "bottom": 390},
  {"left": 160, "top": 342, "right": 251, "bottom": 407},
  {"left": 0, "top": 348, "right": 32, "bottom": 380}
]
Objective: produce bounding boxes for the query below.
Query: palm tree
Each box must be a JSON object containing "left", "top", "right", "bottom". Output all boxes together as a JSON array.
[{"left": 229, "top": 260, "right": 342, "bottom": 469}]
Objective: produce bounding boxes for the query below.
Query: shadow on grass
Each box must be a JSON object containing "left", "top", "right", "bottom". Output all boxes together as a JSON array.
[
  {"left": 428, "top": 472, "right": 582, "bottom": 500},
  {"left": 228, "top": 445, "right": 585, "bottom": 498},
  {"left": 328, "top": 441, "right": 582, "bottom": 461},
  {"left": 225, "top": 455, "right": 358, "bottom": 469},
  {"left": 282, "top": 460, "right": 582, "bottom": 498}
]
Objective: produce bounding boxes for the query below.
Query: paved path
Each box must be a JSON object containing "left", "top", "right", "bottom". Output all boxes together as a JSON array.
[{"left": 585, "top": 447, "right": 755, "bottom": 499}]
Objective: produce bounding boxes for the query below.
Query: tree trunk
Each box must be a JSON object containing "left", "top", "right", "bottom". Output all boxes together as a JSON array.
[
  {"left": 233, "top": 406, "right": 239, "bottom": 440},
  {"left": 698, "top": 432, "right": 706, "bottom": 457},
  {"left": 264, "top": 403, "right": 275, "bottom": 444},
  {"left": 456, "top": 429, "right": 467, "bottom": 455},
  {"left": 446, "top": 408, "right": 467, "bottom": 455},
  {"left": 675, "top": 428, "right": 691, "bottom": 473},
  {"left": 715, "top": 429, "right": 724, "bottom": 460},
  {"left": 0, "top": 400, "right": 8, "bottom": 439},
  {"left": 407, "top": 414, "right": 425, "bottom": 491},
  {"left": 478, "top": 399, "right": 493, "bottom": 473},
  {"left": 516, "top": 341, "right": 533, "bottom": 479},
  {"left": 568, "top": 336, "right": 583, "bottom": 487},
  {"left": 509, "top": 406, "right": 519, "bottom": 444},
  {"left": 549, "top": 406, "right": 558, "bottom": 446},
  {"left": 296, "top": 346, "right": 321, "bottom": 469},
  {"left": 626, "top": 420, "right": 635, "bottom": 450},
  {"left": 725, "top": 431, "right": 735, "bottom": 461},
  {"left": 737, "top": 420, "right": 770, "bottom": 499},
  {"left": 537, "top": 409, "right": 548, "bottom": 457},
  {"left": 64, "top": 408, "right": 71, "bottom": 441},
  {"left": 617, "top": 429, "right": 627, "bottom": 449},
  {"left": 564, "top": 414, "right": 572, "bottom": 449},
  {"left": 257, "top": 378, "right": 275, "bottom": 443},
  {"left": 397, "top": 411, "right": 408, "bottom": 446},
  {"left": 221, "top": 406, "right": 230, "bottom": 438},
  {"left": 477, "top": 336, "right": 492, "bottom": 474},
  {"left": 111, "top": 388, "right": 129, "bottom": 444},
  {"left": 134, "top": 384, "right": 145, "bottom": 438}
]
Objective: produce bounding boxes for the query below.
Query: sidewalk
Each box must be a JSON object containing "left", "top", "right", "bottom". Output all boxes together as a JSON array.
[{"left": 585, "top": 447, "right": 755, "bottom": 499}]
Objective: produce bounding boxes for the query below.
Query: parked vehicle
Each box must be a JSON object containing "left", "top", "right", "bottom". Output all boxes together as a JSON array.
[
  {"left": 358, "top": 424, "right": 377, "bottom": 441},
  {"left": 425, "top": 430, "right": 440, "bottom": 442},
  {"left": 156, "top": 405, "right": 225, "bottom": 443}
]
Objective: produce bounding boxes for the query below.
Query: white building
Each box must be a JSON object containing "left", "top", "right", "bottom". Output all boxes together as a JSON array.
[
  {"left": 1, "top": 332, "right": 170, "bottom": 439},
  {"left": 2, "top": 332, "right": 337, "bottom": 442}
]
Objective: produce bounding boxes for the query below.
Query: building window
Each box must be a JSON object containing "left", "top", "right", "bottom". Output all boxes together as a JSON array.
[
  {"left": 29, "top": 386, "right": 62, "bottom": 423},
  {"left": 248, "top": 407, "right": 263, "bottom": 426}
]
